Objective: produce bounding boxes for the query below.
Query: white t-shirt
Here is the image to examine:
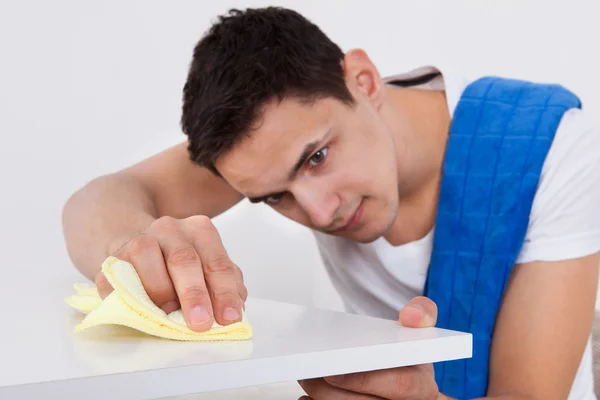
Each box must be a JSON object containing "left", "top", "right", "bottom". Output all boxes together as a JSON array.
[{"left": 312, "top": 65, "right": 600, "bottom": 400}]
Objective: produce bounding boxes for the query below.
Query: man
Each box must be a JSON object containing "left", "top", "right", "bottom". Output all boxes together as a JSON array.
[{"left": 62, "top": 6, "right": 600, "bottom": 400}]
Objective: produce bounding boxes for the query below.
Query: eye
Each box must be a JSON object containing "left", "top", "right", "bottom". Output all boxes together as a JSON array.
[
  {"left": 308, "top": 147, "right": 328, "bottom": 167},
  {"left": 264, "top": 193, "right": 285, "bottom": 205}
]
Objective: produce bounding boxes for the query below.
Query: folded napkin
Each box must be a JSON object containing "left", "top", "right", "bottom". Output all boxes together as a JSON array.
[{"left": 65, "top": 256, "right": 253, "bottom": 341}]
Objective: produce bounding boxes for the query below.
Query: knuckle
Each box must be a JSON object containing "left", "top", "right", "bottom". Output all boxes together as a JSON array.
[
  {"left": 234, "top": 264, "right": 245, "bottom": 281},
  {"left": 211, "top": 288, "right": 239, "bottom": 303},
  {"left": 127, "top": 234, "right": 158, "bottom": 254},
  {"left": 154, "top": 215, "right": 179, "bottom": 230},
  {"left": 239, "top": 285, "right": 248, "bottom": 301},
  {"left": 391, "top": 372, "right": 412, "bottom": 396},
  {"left": 206, "top": 256, "right": 234, "bottom": 273},
  {"left": 233, "top": 265, "right": 247, "bottom": 301},
  {"left": 352, "top": 373, "right": 369, "bottom": 392},
  {"left": 185, "top": 216, "right": 218, "bottom": 239},
  {"left": 179, "top": 287, "right": 210, "bottom": 304},
  {"left": 166, "top": 246, "right": 200, "bottom": 267},
  {"left": 187, "top": 215, "right": 214, "bottom": 230}
]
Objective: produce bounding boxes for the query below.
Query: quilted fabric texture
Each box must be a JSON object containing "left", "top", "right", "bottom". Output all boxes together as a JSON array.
[
  {"left": 424, "top": 76, "right": 581, "bottom": 399},
  {"left": 65, "top": 256, "right": 253, "bottom": 341}
]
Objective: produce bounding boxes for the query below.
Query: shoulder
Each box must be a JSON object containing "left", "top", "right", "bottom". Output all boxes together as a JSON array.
[{"left": 517, "top": 104, "right": 600, "bottom": 264}]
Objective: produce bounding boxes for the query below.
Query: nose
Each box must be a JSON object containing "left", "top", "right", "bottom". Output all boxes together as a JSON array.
[{"left": 292, "top": 183, "right": 339, "bottom": 229}]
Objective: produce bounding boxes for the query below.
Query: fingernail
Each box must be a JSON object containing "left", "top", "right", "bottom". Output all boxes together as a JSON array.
[
  {"left": 409, "top": 304, "right": 435, "bottom": 326},
  {"left": 409, "top": 303, "right": 426, "bottom": 315},
  {"left": 189, "top": 306, "right": 211, "bottom": 325},
  {"left": 222, "top": 307, "right": 240, "bottom": 321}
]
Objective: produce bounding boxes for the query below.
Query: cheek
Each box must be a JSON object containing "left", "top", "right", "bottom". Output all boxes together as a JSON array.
[{"left": 333, "top": 150, "right": 385, "bottom": 194}]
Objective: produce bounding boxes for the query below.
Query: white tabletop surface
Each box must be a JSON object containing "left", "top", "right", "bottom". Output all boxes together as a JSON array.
[
  {"left": 0, "top": 271, "right": 471, "bottom": 400},
  {"left": 161, "top": 381, "right": 307, "bottom": 399}
]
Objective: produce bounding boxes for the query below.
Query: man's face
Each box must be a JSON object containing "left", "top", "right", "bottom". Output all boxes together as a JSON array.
[{"left": 215, "top": 56, "right": 403, "bottom": 242}]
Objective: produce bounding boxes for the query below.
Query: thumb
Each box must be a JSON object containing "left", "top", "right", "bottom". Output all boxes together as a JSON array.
[
  {"left": 94, "top": 272, "right": 113, "bottom": 300},
  {"left": 399, "top": 296, "right": 438, "bottom": 328}
]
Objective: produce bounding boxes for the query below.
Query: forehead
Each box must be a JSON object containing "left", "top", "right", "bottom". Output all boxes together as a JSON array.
[{"left": 215, "top": 97, "right": 335, "bottom": 193}]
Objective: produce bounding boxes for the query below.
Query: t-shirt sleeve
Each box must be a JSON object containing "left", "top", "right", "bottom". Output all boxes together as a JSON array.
[{"left": 516, "top": 108, "right": 600, "bottom": 264}]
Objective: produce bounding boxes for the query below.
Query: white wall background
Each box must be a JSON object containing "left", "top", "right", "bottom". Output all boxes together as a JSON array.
[{"left": 0, "top": 0, "right": 599, "bottom": 311}]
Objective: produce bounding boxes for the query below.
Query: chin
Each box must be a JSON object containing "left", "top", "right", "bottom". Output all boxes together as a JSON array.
[
  {"left": 356, "top": 225, "right": 389, "bottom": 243},
  {"left": 350, "top": 231, "right": 382, "bottom": 243},
  {"left": 340, "top": 220, "right": 390, "bottom": 243},
  {"left": 357, "top": 213, "right": 397, "bottom": 243}
]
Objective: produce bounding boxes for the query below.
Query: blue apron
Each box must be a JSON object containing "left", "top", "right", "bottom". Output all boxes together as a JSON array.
[{"left": 423, "top": 76, "right": 581, "bottom": 399}]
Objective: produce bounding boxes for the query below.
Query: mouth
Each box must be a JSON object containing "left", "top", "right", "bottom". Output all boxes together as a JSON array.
[{"left": 334, "top": 200, "right": 364, "bottom": 233}]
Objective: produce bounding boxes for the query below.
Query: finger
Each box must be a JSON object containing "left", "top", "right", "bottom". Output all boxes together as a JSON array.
[
  {"left": 161, "top": 235, "right": 214, "bottom": 331},
  {"left": 151, "top": 219, "right": 214, "bottom": 332},
  {"left": 95, "top": 272, "right": 113, "bottom": 299},
  {"left": 183, "top": 215, "right": 244, "bottom": 326},
  {"left": 117, "top": 234, "right": 179, "bottom": 314},
  {"left": 325, "top": 366, "right": 437, "bottom": 399},
  {"left": 233, "top": 263, "right": 248, "bottom": 304},
  {"left": 298, "top": 378, "right": 382, "bottom": 400},
  {"left": 399, "top": 296, "right": 438, "bottom": 328}
]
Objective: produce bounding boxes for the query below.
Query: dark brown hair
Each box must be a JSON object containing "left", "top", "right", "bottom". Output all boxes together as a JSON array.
[{"left": 180, "top": 7, "right": 355, "bottom": 175}]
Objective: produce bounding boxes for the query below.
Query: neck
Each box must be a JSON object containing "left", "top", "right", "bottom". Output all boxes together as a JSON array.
[{"left": 381, "top": 84, "right": 451, "bottom": 245}]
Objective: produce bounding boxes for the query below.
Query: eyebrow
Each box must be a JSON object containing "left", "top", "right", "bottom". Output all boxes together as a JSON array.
[{"left": 247, "top": 141, "right": 321, "bottom": 203}]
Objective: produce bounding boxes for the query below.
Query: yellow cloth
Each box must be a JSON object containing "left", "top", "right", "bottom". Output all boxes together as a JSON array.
[{"left": 65, "top": 256, "right": 253, "bottom": 341}]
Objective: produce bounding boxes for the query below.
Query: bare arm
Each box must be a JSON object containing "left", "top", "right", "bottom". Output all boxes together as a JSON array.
[
  {"left": 439, "top": 254, "right": 600, "bottom": 400},
  {"left": 307, "top": 254, "right": 599, "bottom": 399},
  {"left": 62, "top": 141, "right": 244, "bottom": 280},
  {"left": 474, "top": 253, "right": 600, "bottom": 400}
]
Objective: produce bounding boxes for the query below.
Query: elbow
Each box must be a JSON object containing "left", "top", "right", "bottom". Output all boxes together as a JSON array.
[
  {"left": 60, "top": 175, "right": 110, "bottom": 270},
  {"left": 61, "top": 175, "right": 106, "bottom": 230}
]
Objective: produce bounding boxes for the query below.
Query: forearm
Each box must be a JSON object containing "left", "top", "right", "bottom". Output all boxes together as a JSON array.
[{"left": 62, "top": 173, "right": 158, "bottom": 280}]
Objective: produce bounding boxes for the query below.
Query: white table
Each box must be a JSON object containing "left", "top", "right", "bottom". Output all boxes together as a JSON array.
[{"left": 0, "top": 274, "right": 471, "bottom": 400}]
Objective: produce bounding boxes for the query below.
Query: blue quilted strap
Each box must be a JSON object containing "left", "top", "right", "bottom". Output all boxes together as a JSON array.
[{"left": 424, "top": 76, "right": 581, "bottom": 399}]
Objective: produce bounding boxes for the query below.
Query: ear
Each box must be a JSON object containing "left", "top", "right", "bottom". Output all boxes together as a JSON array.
[{"left": 342, "top": 49, "right": 385, "bottom": 109}]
